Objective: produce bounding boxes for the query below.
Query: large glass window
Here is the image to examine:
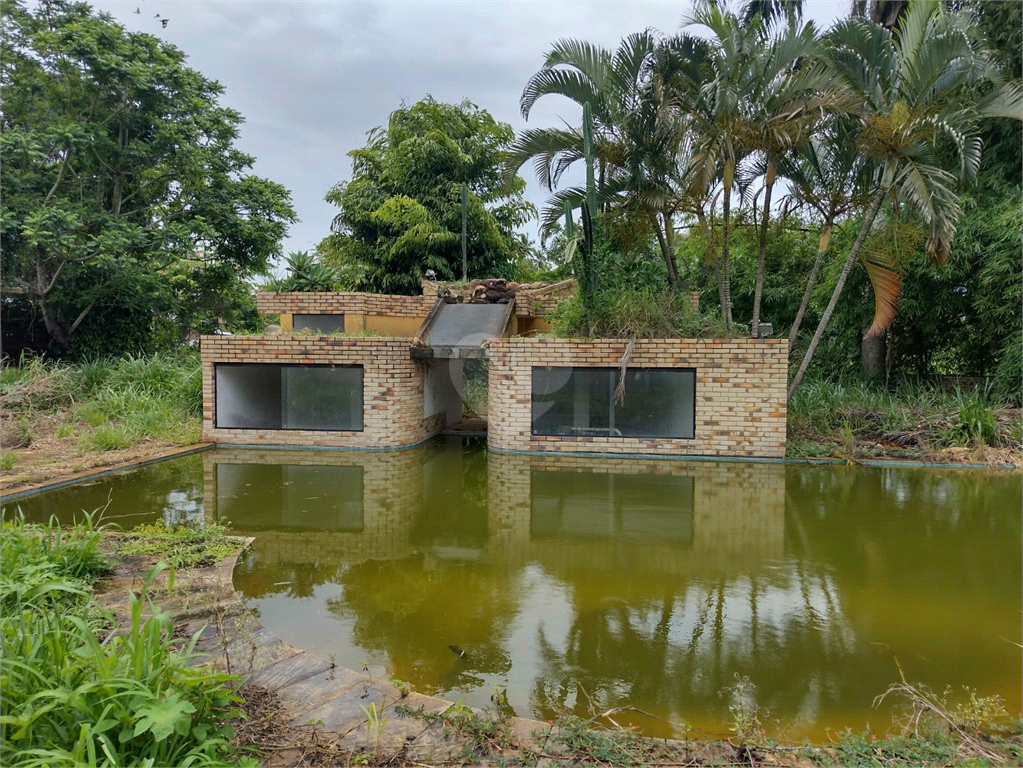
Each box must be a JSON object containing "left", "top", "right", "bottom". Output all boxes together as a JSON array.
[
  {"left": 293, "top": 314, "right": 345, "bottom": 334},
  {"left": 215, "top": 364, "right": 363, "bottom": 431},
  {"left": 531, "top": 367, "right": 695, "bottom": 439}
]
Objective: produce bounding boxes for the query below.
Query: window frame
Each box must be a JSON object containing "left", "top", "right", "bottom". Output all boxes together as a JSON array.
[
  {"left": 214, "top": 362, "right": 364, "bottom": 432},
  {"left": 529, "top": 365, "right": 697, "bottom": 440}
]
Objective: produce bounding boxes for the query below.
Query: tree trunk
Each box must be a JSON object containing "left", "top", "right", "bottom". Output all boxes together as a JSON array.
[
  {"left": 861, "top": 331, "right": 886, "bottom": 380},
  {"left": 662, "top": 211, "right": 679, "bottom": 291},
  {"left": 751, "top": 157, "right": 775, "bottom": 339},
  {"left": 697, "top": 209, "right": 728, "bottom": 326},
  {"left": 721, "top": 181, "right": 734, "bottom": 334},
  {"left": 651, "top": 213, "right": 678, "bottom": 290},
  {"left": 788, "top": 189, "right": 886, "bottom": 401},
  {"left": 788, "top": 221, "right": 832, "bottom": 347}
]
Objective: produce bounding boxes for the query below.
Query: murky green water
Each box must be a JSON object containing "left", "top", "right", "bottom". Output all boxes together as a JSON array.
[{"left": 5, "top": 438, "right": 1020, "bottom": 741}]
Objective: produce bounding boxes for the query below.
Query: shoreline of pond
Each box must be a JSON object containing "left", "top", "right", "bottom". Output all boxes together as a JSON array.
[{"left": 2, "top": 437, "right": 1019, "bottom": 503}]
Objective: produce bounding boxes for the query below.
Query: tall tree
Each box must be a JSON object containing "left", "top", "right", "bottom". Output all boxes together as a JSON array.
[
  {"left": 0, "top": 0, "right": 295, "bottom": 354},
  {"left": 320, "top": 98, "right": 534, "bottom": 295},
  {"left": 504, "top": 33, "right": 694, "bottom": 286},
  {"left": 787, "top": 0, "right": 1022, "bottom": 400}
]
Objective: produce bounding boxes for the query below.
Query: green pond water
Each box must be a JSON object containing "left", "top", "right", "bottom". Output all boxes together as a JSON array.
[{"left": 5, "top": 437, "right": 1020, "bottom": 742}]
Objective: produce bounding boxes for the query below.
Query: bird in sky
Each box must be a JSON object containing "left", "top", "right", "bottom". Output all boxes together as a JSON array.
[
  {"left": 161, "top": 18, "right": 169, "bottom": 27},
  {"left": 134, "top": 7, "right": 140, "bottom": 13}
]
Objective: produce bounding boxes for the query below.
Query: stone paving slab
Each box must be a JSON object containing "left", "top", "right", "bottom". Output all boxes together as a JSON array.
[
  {"left": 292, "top": 679, "right": 401, "bottom": 733},
  {"left": 270, "top": 664, "right": 369, "bottom": 718},
  {"left": 243, "top": 651, "right": 333, "bottom": 691}
]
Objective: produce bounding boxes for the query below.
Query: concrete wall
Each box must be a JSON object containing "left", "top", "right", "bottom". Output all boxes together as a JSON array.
[
  {"left": 423, "top": 359, "right": 464, "bottom": 428},
  {"left": 201, "top": 335, "right": 443, "bottom": 448},
  {"left": 488, "top": 337, "right": 788, "bottom": 458}
]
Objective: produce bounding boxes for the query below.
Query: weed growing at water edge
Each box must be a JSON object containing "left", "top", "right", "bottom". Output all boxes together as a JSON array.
[
  {"left": 1, "top": 452, "right": 17, "bottom": 471},
  {"left": 552, "top": 715, "right": 648, "bottom": 765},
  {"left": 116, "top": 521, "right": 239, "bottom": 570},
  {"left": 360, "top": 701, "right": 389, "bottom": 761}
]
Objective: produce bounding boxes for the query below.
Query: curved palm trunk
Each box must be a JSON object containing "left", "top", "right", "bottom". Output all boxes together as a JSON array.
[
  {"left": 788, "top": 221, "right": 833, "bottom": 348},
  {"left": 787, "top": 189, "right": 886, "bottom": 401},
  {"left": 751, "top": 158, "right": 776, "bottom": 339}
]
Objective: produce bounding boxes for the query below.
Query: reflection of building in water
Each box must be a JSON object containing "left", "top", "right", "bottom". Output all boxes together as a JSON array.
[
  {"left": 486, "top": 452, "right": 786, "bottom": 574},
  {"left": 205, "top": 445, "right": 787, "bottom": 573},
  {"left": 204, "top": 444, "right": 430, "bottom": 565}
]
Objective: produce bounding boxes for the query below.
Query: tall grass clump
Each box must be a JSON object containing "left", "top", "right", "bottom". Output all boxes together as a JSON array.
[
  {"left": 549, "top": 288, "right": 728, "bottom": 340},
  {"left": 787, "top": 376, "right": 1017, "bottom": 451},
  {"left": 0, "top": 514, "right": 254, "bottom": 767},
  {"left": 1, "top": 352, "right": 202, "bottom": 450}
]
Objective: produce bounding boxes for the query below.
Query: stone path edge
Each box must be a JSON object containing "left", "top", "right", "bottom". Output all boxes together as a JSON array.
[{"left": 0, "top": 443, "right": 215, "bottom": 503}]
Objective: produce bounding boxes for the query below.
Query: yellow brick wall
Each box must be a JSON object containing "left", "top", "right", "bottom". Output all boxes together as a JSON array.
[
  {"left": 256, "top": 292, "right": 434, "bottom": 319},
  {"left": 200, "top": 335, "right": 441, "bottom": 448},
  {"left": 487, "top": 337, "right": 788, "bottom": 458}
]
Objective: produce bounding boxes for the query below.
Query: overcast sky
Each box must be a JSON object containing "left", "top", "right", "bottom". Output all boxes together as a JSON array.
[{"left": 90, "top": 0, "right": 849, "bottom": 267}]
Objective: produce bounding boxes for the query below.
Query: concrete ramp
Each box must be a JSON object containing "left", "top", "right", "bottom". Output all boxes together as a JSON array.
[{"left": 413, "top": 301, "right": 514, "bottom": 358}]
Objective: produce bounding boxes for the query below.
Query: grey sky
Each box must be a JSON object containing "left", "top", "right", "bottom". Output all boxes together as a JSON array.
[{"left": 89, "top": 0, "right": 848, "bottom": 267}]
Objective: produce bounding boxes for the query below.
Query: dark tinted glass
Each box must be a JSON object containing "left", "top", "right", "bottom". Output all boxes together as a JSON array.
[
  {"left": 215, "top": 364, "right": 363, "bottom": 431},
  {"left": 531, "top": 367, "right": 694, "bottom": 439}
]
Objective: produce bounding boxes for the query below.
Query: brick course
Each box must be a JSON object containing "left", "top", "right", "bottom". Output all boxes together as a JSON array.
[
  {"left": 256, "top": 292, "right": 434, "bottom": 318},
  {"left": 200, "top": 335, "right": 442, "bottom": 448},
  {"left": 487, "top": 337, "right": 787, "bottom": 458}
]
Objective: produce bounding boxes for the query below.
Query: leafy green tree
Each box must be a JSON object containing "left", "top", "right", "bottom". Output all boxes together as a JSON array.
[
  {"left": 319, "top": 98, "right": 534, "bottom": 295},
  {"left": 0, "top": 0, "right": 295, "bottom": 355}
]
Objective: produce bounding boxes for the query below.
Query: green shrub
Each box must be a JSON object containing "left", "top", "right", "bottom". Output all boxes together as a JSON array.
[
  {"left": 0, "top": 516, "right": 253, "bottom": 767},
  {"left": 549, "top": 288, "right": 728, "bottom": 340},
  {"left": 957, "top": 392, "right": 999, "bottom": 446},
  {"left": 117, "top": 522, "right": 239, "bottom": 570}
]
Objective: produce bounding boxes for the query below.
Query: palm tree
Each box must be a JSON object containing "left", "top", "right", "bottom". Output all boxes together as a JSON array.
[
  {"left": 743, "top": 16, "right": 836, "bottom": 338},
  {"left": 670, "top": 3, "right": 774, "bottom": 333},
  {"left": 780, "top": 119, "right": 875, "bottom": 348},
  {"left": 787, "top": 0, "right": 1022, "bottom": 400},
  {"left": 505, "top": 32, "right": 693, "bottom": 288}
]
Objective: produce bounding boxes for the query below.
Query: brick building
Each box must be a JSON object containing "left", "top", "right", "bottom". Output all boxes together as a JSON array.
[{"left": 201, "top": 284, "right": 787, "bottom": 458}]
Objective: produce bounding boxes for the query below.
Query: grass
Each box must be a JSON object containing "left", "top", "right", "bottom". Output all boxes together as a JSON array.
[
  {"left": 787, "top": 377, "right": 1021, "bottom": 459},
  {"left": 0, "top": 514, "right": 255, "bottom": 767},
  {"left": 1, "top": 452, "right": 16, "bottom": 471},
  {"left": 0, "top": 353, "right": 203, "bottom": 485},
  {"left": 116, "top": 521, "right": 240, "bottom": 569},
  {"left": 461, "top": 359, "right": 489, "bottom": 417}
]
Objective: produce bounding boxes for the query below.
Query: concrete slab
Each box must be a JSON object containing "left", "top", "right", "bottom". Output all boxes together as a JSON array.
[
  {"left": 289, "top": 679, "right": 400, "bottom": 733},
  {"left": 424, "top": 303, "right": 509, "bottom": 347},
  {"left": 243, "top": 652, "right": 333, "bottom": 691}
]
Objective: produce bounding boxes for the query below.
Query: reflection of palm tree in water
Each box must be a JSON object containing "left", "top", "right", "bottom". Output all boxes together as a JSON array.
[
  {"left": 530, "top": 567, "right": 856, "bottom": 736},
  {"left": 327, "top": 555, "right": 518, "bottom": 695}
]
